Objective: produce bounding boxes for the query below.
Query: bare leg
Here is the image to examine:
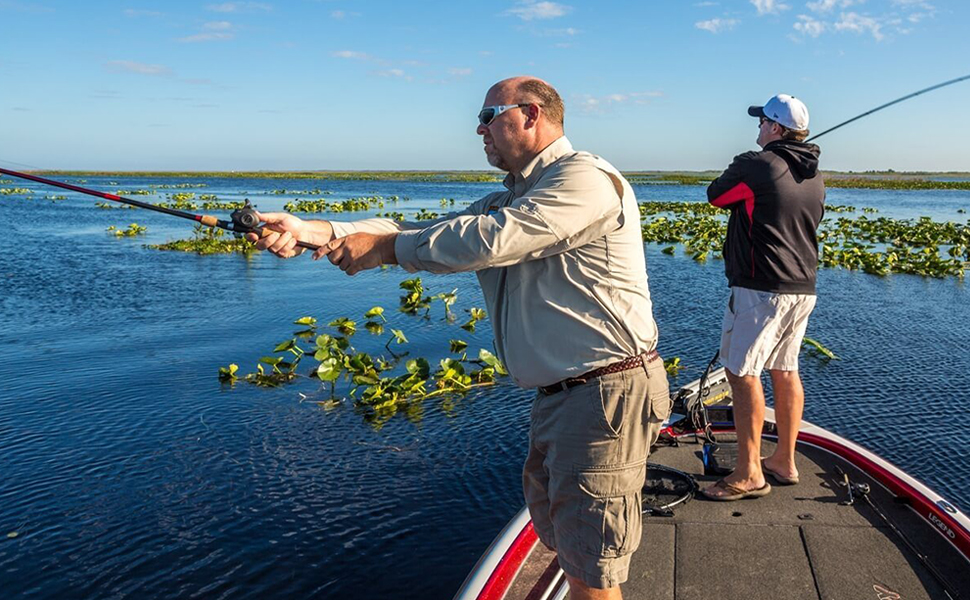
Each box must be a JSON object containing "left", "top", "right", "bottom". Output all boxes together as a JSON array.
[
  {"left": 702, "top": 369, "right": 766, "bottom": 497},
  {"left": 565, "top": 574, "right": 622, "bottom": 600},
  {"left": 763, "top": 369, "right": 803, "bottom": 480}
]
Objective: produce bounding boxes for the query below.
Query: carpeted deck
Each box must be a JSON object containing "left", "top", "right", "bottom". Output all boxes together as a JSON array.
[{"left": 612, "top": 438, "right": 969, "bottom": 600}]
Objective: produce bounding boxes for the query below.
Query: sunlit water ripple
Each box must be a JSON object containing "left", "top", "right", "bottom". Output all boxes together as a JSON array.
[{"left": 1, "top": 177, "right": 968, "bottom": 598}]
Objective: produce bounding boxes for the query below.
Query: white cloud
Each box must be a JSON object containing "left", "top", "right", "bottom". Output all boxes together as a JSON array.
[
  {"left": 751, "top": 0, "right": 790, "bottom": 15},
  {"left": 695, "top": 17, "right": 738, "bottom": 33},
  {"left": 793, "top": 14, "right": 826, "bottom": 36},
  {"left": 375, "top": 68, "right": 411, "bottom": 81},
  {"left": 806, "top": 0, "right": 860, "bottom": 12},
  {"left": 448, "top": 67, "right": 473, "bottom": 76},
  {"left": 205, "top": 2, "right": 271, "bottom": 12},
  {"left": 505, "top": 0, "right": 571, "bottom": 21},
  {"left": 331, "top": 50, "right": 370, "bottom": 60},
  {"left": 834, "top": 11, "right": 884, "bottom": 40},
  {"left": 331, "top": 10, "right": 345, "bottom": 18},
  {"left": 576, "top": 91, "right": 663, "bottom": 112},
  {"left": 177, "top": 22, "right": 234, "bottom": 42},
  {"left": 105, "top": 60, "right": 173, "bottom": 76}
]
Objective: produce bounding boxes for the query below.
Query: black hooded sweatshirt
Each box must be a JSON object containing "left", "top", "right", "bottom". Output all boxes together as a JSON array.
[{"left": 707, "top": 140, "right": 825, "bottom": 294}]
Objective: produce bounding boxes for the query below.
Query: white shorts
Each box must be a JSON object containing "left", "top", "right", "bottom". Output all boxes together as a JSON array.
[{"left": 719, "top": 286, "right": 817, "bottom": 378}]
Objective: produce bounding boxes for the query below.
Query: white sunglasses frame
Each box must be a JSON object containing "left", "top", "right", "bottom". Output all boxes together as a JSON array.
[{"left": 478, "top": 103, "right": 531, "bottom": 126}]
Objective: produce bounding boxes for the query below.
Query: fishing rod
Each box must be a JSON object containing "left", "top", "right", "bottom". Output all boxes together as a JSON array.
[
  {"left": 806, "top": 72, "right": 970, "bottom": 142},
  {"left": 0, "top": 166, "right": 321, "bottom": 251}
]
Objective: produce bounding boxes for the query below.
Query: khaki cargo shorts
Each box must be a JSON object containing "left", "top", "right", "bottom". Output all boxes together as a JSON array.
[
  {"left": 720, "top": 286, "right": 817, "bottom": 378},
  {"left": 522, "top": 355, "right": 671, "bottom": 589}
]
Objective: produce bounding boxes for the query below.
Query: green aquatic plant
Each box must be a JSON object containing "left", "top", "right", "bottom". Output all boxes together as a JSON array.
[
  {"left": 802, "top": 337, "right": 840, "bottom": 361},
  {"left": 1, "top": 187, "right": 32, "bottom": 195},
  {"left": 95, "top": 201, "right": 136, "bottom": 209},
  {"left": 329, "top": 317, "right": 357, "bottom": 336},
  {"left": 147, "top": 224, "right": 257, "bottom": 255},
  {"left": 461, "top": 308, "right": 487, "bottom": 332},
  {"left": 107, "top": 223, "right": 147, "bottom": 237},
  {"left": 113, "top": 189, "right": 153, "bottom": 196},
  {"left": 399, "top": 278, "right": 433, "bottom": 315},
  {"left": 663, "top": 357, "right": 684, "bottom": 378},
  {"left": 222, "top": 296, "right": 503, "bottom": 427}
]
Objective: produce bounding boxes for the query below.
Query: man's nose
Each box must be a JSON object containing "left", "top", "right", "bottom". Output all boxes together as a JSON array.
[{"left": 477, "top": 122, "right": 488, "bottom": 136}]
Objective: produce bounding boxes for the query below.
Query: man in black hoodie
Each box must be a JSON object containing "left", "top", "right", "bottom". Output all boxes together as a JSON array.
[{"left": 701, "top": 94, "right": 825, "bottom": 501}]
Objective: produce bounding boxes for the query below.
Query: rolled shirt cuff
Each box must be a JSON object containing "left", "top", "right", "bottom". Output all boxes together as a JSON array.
[
  {"left": 329, "top": 221, "right": 358, "bottom": 238},
  {"left": 394, "top": 230, "right": 422, "bottom": 273}
]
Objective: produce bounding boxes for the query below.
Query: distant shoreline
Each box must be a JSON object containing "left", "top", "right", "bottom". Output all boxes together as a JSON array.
[{"left": 14, "top": 170, "right": 970, "bottom": 190}]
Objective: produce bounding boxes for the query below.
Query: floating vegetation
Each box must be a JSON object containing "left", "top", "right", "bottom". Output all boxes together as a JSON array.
[
  {"left": 638, "top": 201, "right": 969, "bottom": 279},
  {"left": 147, "top": 224, "right": 257, "bottom": 255},
  {"left": 461, "top": 308, "right": 487, "bottom": 332},
  {"left": 156, "top": 193, "right": 199, "bottom": 210},
  {"left": 823, "top": 177, "right": 970, "bottom": 190},
  {"left": 376, "top": 211, "right": 406, "bottom": 221},
  {"left": 399, "top": 278, "right": 433, "bottom": 315},
  {"left": 113, "top": 189, "right": 153, "bottom": 196},
  {"left": 45, "top": 195, "right": 67, "bottom": 201},
  {"left": 415, "top": 208, "right": 440, "bottom": 221},
  {"left": 107, "top": 223, "right": 147, "bottom": 237},
  {"left": 284, "top": 196, "right": 383, "bottom": 213},
  {"left": 201, "top": 200, "right": 247, "bottom": 210},
  {"left": 664, "top": 356, "right": 684, "bottom": 377},
  {"left": 0, "top": 179, "right": 13, "bottom": 184},
  {"left": 1, "top": 187, "right": 32, "bottom": 195},
  {"left": 802, "top": 337, "right": 840, "bottom": 361},
  {"left": 149, "top": 182, "right": 208, "bottom": 189},
  {"left": 220, "top": 295, "right": 507, "bottom": 427},
  {"left": 95, "top": 201, "right": 136, "bottom": 210},
  {"left": 268, "top": 188, "right": 334, "bottom": 195}
]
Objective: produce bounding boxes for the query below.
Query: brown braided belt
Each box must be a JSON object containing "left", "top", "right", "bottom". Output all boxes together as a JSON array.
[{"left": 537, "top": 349, "right": 660, "bottom": 396}]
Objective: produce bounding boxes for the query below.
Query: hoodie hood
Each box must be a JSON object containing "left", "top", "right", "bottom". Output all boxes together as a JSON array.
[{"left": 766, "top": 140, "right": 820, "bottom": 179}]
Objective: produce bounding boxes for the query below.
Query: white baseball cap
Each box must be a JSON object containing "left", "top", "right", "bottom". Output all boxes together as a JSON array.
[{"left": 748, "top": 94, "right": 810, "bottom": 131}]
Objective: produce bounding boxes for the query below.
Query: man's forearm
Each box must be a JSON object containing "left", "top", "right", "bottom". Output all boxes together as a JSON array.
[{"left": 304, "top": 219, "right": 334, "bottom": 246}]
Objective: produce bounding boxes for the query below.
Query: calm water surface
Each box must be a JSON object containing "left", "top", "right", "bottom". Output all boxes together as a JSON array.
[{"left": 1, "top": 176, "right": 968, "bottom": 598}]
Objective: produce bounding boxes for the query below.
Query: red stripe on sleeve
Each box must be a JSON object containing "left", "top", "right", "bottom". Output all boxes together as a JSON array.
[{"left": 710, "top": 182, "right": 754, "bottom": 208}]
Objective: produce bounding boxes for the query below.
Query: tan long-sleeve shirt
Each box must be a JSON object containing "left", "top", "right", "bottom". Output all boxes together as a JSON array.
[{"left": 329, "top": 136, "right": 658, "bottom": 388}]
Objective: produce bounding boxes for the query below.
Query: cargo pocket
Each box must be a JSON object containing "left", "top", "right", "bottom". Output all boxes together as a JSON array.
[
  {"left": 573, "top": 462, "right": 646, "bottom": 557},
  {"left": 596, "top": 377, "right": 627, "bottom": 438},
  {"left": 646, "top": 360, "right": 672, "bottom": 422}
]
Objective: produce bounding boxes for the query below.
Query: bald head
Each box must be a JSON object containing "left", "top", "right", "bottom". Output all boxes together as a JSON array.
[
  {"left": 479, "top": 76, "right": 566, "bottom": 173},
  {"left": 490, "top": 76, "right": 565, "bottom": 131}
]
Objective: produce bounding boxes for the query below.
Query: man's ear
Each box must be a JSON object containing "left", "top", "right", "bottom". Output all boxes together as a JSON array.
[{"left": 523, "top": 103, "right": 541, "bottom": 129}]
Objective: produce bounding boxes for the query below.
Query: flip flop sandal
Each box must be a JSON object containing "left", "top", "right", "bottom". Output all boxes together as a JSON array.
[
  {"left": 701, "top": 478, "right": 772, "bottom": 501},
  {"left": 762, "top": 460, "right": 800, "bottom": 485}
]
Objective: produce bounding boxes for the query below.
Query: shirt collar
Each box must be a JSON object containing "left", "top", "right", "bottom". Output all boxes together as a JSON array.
[{"left": 503, "top": 136, "right": 573, "bottom": 196}]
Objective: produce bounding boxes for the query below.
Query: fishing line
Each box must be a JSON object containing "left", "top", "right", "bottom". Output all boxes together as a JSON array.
[{"left": 807, "top": 72, "right": 970, "bottom": 142}]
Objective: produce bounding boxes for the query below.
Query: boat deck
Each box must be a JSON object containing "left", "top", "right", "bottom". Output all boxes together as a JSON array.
[{"left": 511, "top": 437, "right": 970, "bottom": 600}]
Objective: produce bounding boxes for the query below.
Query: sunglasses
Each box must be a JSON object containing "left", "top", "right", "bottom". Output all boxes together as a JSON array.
[
  {"left": 760, "top": 116, "right": 776, "bottom": 126},
  {"left": 478, "top": 103, "right": 531, "bottom": 126}
]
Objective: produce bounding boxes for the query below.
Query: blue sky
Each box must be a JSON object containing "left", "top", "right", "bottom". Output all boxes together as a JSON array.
[{"left": 1, "top": 0, "right": 968, "bottom": 171}]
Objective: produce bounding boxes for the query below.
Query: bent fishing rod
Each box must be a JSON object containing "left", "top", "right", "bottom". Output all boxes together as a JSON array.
[
  {"left": 806, "top": 72, "right": 970, "bottom": 142},
  {"left": 0, "top": 166, "right": 321, "bottom": 251}
]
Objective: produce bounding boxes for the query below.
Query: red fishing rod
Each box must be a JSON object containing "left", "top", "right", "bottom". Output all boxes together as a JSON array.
[{"left": 0, "top": 167, "right": 321, "bottom": 251}]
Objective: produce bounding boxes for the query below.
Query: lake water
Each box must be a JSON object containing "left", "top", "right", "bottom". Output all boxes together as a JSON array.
[{"left": 1, "top": 175, "right": 968, "bottom": 599}]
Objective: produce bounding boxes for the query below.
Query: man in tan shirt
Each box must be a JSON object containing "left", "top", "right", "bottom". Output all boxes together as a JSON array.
[{"left": 248, "top": 76, "right": 669, "bottom": 599}]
